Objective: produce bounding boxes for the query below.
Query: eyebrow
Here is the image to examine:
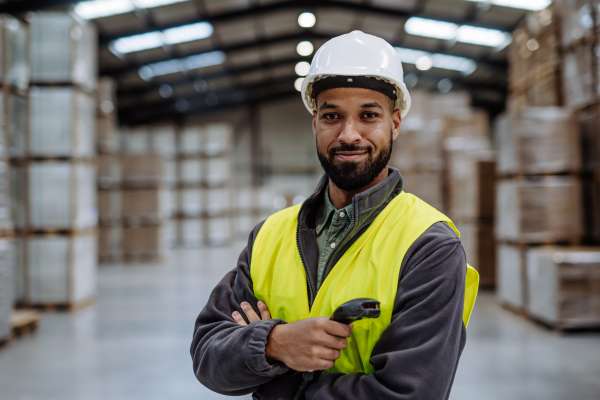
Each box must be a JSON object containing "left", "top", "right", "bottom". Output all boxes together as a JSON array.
[
  {"left": 360, "top": 102, "right": 384, "bottom": 110},
  {"left": 318, "top": 102, "right": 339, "bottom": 111}
]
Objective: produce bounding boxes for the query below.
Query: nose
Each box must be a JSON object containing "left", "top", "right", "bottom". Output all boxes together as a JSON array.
[{"left": 338, "top": 118, "right": 362, "bottom": 144}]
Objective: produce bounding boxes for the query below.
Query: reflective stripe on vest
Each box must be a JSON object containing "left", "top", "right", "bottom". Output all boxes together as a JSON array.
[{"left": 250, "top": 191, "right": 479, "bottom": 375}]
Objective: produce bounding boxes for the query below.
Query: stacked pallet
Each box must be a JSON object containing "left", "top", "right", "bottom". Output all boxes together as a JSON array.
[
  {"left": 176, "top": 123, "right": 234, "bottom": 247},
  {"left": 97, "top": 77, "right": 122, "bottom": 263},
  {"left": 120, "top": 127, "right": 171, "bottom": 263},
  {"left": 390, "top": 89, "right": 495, "bottom": 285},
  {"left": 232, "top": 186, "right": 277, "bottom": 239},
  {"left": 0, "top": 14, "right": 27, "bottom": 341},
  {"left": 11, "top": 12, "right": 98, "bottom": 310}
]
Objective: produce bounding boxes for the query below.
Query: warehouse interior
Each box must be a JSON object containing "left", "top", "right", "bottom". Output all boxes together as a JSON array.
[{"left": 0, "top": 0, "right": 600, "bottom": 399}]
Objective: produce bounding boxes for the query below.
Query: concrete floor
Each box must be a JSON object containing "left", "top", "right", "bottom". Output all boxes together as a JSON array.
[{"left": 1, "top": 243, "right": 599, "bottom": 400}]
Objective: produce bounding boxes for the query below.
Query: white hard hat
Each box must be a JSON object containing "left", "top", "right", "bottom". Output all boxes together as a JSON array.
[{"left": 301, "top": 30, "right": 412, "bottom": 118}]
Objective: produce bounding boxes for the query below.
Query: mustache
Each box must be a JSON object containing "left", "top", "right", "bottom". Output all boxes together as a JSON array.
[{"left": 328, "top": 144, "right": 372, "bottom": 155}]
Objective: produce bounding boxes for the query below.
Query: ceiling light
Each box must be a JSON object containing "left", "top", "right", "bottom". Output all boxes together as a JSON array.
[
  {"left": 297, "top": 41, "right": 314, "bottom": 56},
  {"left": 111, "top": 21, "right": 214, "bottom": 54},
  {"left": 404, "top": 73, "right": 418, "bottom": 88},
  {"left": 405, "top": 17, "right": 458, "bottom": 40},
  {"left": 463, "top": 0, "right": 552, "bottom": 11},
  {"left": 295, "top": 61, "right": 311, "bottom": 76},
  {"left": 415, "top": 56, "right": 433, "bottom": 71},
  {"left": 438, "top": 78, "right": 453, "bottom": 93},
  {"left": 456, "top": 25, "right": 512, "bottom": 47},
  {"left": 138, "top": 50, "right": 226, "bottom": 80},
  {"left": 163, "top": 22, "right": 213, "bottom": 45},
  {"left": 159, "top": 84, "right": 173, "bottom": 98},
  {"left": 395, "top": 47, "right": 477, "bottom": 75},
  {"left": 112, "top": 31, "right": 164, "bottom": 53},
  {"left": 74, "top": 0, "right": 188, "bottom": 20},
  {"left": 294, "top": 77, "right": 305, "bottom": 92},
  {"left": 298, "top": 12, "right": 316, "bottom": 28},
  {"left": 526, "top": 38, "right": 540, "bottom": 51}
]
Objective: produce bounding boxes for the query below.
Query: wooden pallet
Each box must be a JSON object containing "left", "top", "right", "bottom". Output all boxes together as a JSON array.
[
  {"left": 25, "top": 297, "right": 96, "bottom": 313},
  {"left": 11, "top": 310, "right": 41, "bottom": 336}
]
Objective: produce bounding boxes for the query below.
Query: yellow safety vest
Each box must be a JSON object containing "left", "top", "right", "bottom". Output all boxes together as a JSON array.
[{"left": 251, "top": 191, "right": 479, "bottom": 375}]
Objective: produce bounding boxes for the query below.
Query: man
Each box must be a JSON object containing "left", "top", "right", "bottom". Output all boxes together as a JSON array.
[{"left": 191, "top": 31, "right": 479, "bottom": 400}]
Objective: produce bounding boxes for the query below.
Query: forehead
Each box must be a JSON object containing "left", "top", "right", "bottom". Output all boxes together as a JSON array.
[{"left": 316, "top": 87, "right": 390, "bottom": 109}]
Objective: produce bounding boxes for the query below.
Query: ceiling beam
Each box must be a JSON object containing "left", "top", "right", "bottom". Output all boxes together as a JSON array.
[
  {"left": 99, "top": 0, "right": 512, "bottom": 45},
  {"left": 102, "top": 30, "right": 507, "bottom": 77},
  {"left": 0, "top": 0, "right": 79, "bottom": 13}
]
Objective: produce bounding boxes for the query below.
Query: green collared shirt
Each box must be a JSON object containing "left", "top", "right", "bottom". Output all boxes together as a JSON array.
[{"left": 315, "top": 183, "right": 354, "bottom": 290}]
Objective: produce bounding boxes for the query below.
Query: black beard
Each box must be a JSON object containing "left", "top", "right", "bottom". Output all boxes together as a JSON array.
[{"left": 317, "top": 131, "right": 393, "bottom": 191}]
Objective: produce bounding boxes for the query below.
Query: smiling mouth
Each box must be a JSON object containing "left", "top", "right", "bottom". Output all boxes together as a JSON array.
[{"left": 334, "top": 151, "right": 368, "bottom": 160}]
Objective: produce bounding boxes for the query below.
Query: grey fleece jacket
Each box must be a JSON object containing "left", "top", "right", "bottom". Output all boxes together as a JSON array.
[{"left": 191, "top": 168, "right": 467, "bottom": 400}]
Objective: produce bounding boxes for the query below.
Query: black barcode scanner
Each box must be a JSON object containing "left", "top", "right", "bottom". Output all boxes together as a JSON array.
[{"left": 292, "top": 298, "right": 380, "bottom": 400}]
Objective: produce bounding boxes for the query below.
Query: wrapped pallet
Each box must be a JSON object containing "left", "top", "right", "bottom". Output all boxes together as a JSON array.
[
  {"left": 562, "top": 45, "right": 595, "bottom": 109},
  {"left": 391, "top": 120, "right": 443, "bottom": 171},
  {"left": 97, "top": 153, "right": 121, "bottom": 189},
  {"left": 206, "top": 216, "right": 232, "bottom": 246},
  {"left": 205, "top": 187, "right": 231, "bottom": 217},
  {"left": 497, "top": 243, "right": 527, "bottom": 310},
  {"left": 178, "top": 158, "right": 204, "bottom": 185},
  {"left": 496, "top": 176, "right": 583, "bottom": 243},
  {"left": 7, "top": 92, "right": 28, "bottom": 158},
  {"left": 26, "top": 161, "right": 97, "bottom": 230},
  {"left": 121, "top": 188, "right": 169, "bottom": 225},
  {"left": 165, "top": 219, "right": 177, "bottom": 248},
  {"left": 0, "top": 159, "right": 13, "bottom": 232},
  {"left": 122, "top": 226, "right": 166, "bottom": 262},
  {"left": 121, "top": 154, "right": 165, "bottom": 187},
  {"left": 204, "top": 123, "right": 232, "bottom": 156},
  {"left": 177, "top": 218, "right": 205, "bottom": 248},
  {"left": 442, "top": 109, "right": 489, "bottom": 139},
  {"left": 97, "top": 190, "right": 120, "bottom": 226},
  {"left": 496, "top": 108, "right": 581, "bottom": 175},
  {"left": 402, "top": 168, "right": 444, "bottom": 212},
  {"left": 0, "top": 15, "right": 29, "bottom": 91},
  {"left": 29, "top": 12, "right": 97, "bottom": 90},
  {"left": 24, "top": 232, "right": 96, "bottom": 305},
  {"left": 121, "top": 126, "right": 150, "bottom": 154},
  {"left": 150, "top": 124, "right": 177, "bottom": 159},
  {"left": 583, "top": 178, "right": 600, "bottom": 243},
  {"left": 97, "top": 78, "right": 118, "bottom": 153},
  {"left": 178, "top": 125, "right": 204, "bottom": 156},
  {"left": 98, "top": 226, "right": 121, "bottom": 263},
  {"left": 459, "top": 222, "right": 495, "bottom": 288},
  {"left": 27, "top": 87, "right": 96, "bottom": 158},
  {"left": 205, "top": 157, "right": 231, "bottom": 187},
  {"left": 558, "top": 0, "right": 595, "bottom": 47},
  {"left": 430, "top": 91, "right": 471, "bottom": 118},
  {"left": 177, "top": 188, "right": 203, "bottom": 217},
  {"left": 527, "top": 246, "right": 600, "bottom": 329},
  {"left": 0, "top": 238, "right": 13, "bottom": 340},
  {"left": 578, "top": 107, "right": 600, "bottom": 173}
]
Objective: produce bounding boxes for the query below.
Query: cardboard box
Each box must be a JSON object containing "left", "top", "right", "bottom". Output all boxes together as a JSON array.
[
  {"left": 496, "top": 108, "right": 581, "bottom": 175},
  {"left": 445, "top": 137, "right": 495, "bottom": 220},
  {"left": 442, "top": 109, "right": 489, "bottom": 139},
  {"left": 178, "top": 125, "right": 204, "bottom": 156},
  {"left": 177, "top": 158, "right": 204, "bottom": 185},
  {"left": 25, "top": 233, "right": 97, "bottom": 304},
  {"left": 177, "top": 188, "right": 203, "bottom": 217},
  {"left": 7, "top": 92, "right": 27, "bottom": 158},
  {"left": 120, "top": 126, "right": 150, "bottom": 154},
  {"left": 121, "top": 154, "right": 165, "bottom": 187},
  {"left": 28, "top": 87, "right": 96, "bottom": 158},
  {"left": 98, "top": 225, "right": 121, "bottom": 261},
  {"left": 204, "top": 123, "right": 232, "bottom": 156},
  {"left": 27, "top": 162, "right": 97, "bottom": 230},
  {"left": 206, "top": 216, "right": 231, "bottom": 246},
  {"left": 97, "top": 190, "right": 120, "bottom": 225},
  {"left": 497, "top": 243, "right": 528, "bottom": 310},
  {"left": 150, "top": 124, "right": 177, "bottom": 159},
  {"left": 123, "top": 226, "right": 166, "bottom": 257},
  {"left": 97, "top": 77, "right": 116, "bottom": 117},
  {"left": 205, "top": 187, "right": 232, "bottom": 217},
  {"left": 402, "top": 168, "right": 444, "bottom": 212},
  {"left": 527, "top": 246, "right": 600, "bottom": 328},
  {"left": 558, "top": 0, "right": 595, "bottom": 47},
  {"left": 458, "top": 221, "right": 496, "bottom": 288},
  {"left": 97, "top": 114, "right": 119, "bottom": 153},
  {"left": 30, "top": 12, "right": 97, "bottom": 90},
  {"left": 430, "top": 91, "right": 471, "bottom": 118},
  {"left": 121, "top": 188, "right": 169, "bottom": 224},
  {"left": 562, "top": 46, "right": 595, "bottom": 109},
  {"left": 205, "top": 157, "right": 231, "bottom": 187},
  {"left": 496, "top": 176, "right": 584, "bottom": 243}
]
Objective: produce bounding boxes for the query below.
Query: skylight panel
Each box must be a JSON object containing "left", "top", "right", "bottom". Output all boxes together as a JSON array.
[
  {"left": 463, "top": 0, "right": 552, "bottom": 11},
  {"left": 395, "top": 47, "right": 477, "bottom": 75},
  {"left": 112, "top": 32, "right": 164, "bottom": 54},
  {"left": 456, "top": 25, "right": 512, "bottom": 47},
  {"left": 405, "top": 17, "right": 458, "bottom": 40},
  {"left": 163, "top": 22, "right": 213, "bottom": 45},
  {"left": 138, "top": 50, "right": 226, "bottom": 80},
  {"left": 74, "top": 0, "right": 189, "bottom": 20}
]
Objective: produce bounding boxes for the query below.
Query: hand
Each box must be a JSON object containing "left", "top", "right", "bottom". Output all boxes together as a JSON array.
[
  {"left": 265, "top": 317, "right": 353, "bottom": 372},
  {"left": 232, "top": 301, "right": 271, "bottom": 325}
]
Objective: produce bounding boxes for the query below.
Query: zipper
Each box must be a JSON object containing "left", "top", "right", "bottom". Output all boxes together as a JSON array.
[{"left": 295, "top": 201, "right": 315, "bottom": 307}]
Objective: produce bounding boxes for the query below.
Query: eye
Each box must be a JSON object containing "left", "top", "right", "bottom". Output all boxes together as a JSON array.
[
  {"left": 362, "top": 112, "right": 378, "bottom": 119},
  {"left": 323, "top": 113, "right": 339, "bottom": 120}
]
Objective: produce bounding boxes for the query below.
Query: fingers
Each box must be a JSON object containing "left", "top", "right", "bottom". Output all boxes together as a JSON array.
[
  {"left": 320, "top": 334, "right": 349, "bottom": 350},
  {"left": 257, "top": 301, "right": 271, "bottom": 320},
  {"left": 232, "top": 311, "right": 247, "bottom": 326},
  {"left": 241, "top": 302, "right": 261, "bottom": 323},
  {"left": 323, "top": 320, "right": 353, "bottom": 338}
]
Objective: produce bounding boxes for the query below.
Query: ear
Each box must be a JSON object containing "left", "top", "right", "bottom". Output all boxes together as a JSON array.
[
  {"left": 312, "top": 110, "right": 318, "bottom": 138},
  {"left": 391, "top": 109, "right": 402, "bottom": 141}
]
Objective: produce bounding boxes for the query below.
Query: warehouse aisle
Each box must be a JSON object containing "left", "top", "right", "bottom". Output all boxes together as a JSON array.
[{"left": 1, "top": 244, "right": 600, "bottom": 400}]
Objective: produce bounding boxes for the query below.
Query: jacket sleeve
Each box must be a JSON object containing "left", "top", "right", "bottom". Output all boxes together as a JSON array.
[
  {"left": 190, "top": 221, "right": 290, "bottom": 396},
  {"left": 304, "top": 222, "right": 467, "bottom": 400}
]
